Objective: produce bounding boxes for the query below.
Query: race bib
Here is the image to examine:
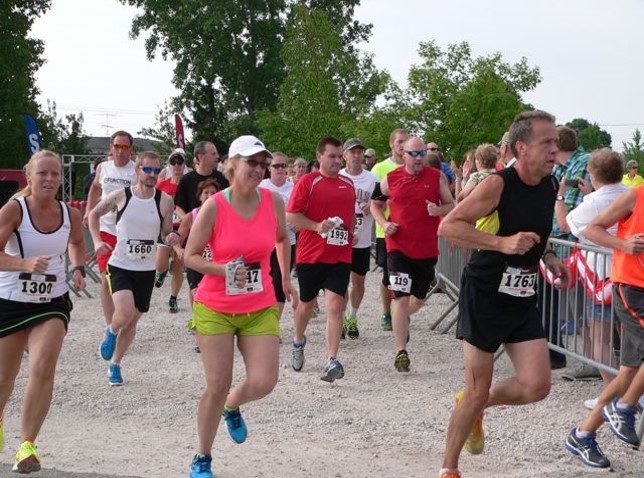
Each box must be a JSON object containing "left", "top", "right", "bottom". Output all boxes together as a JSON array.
[
  {"left": 355, "top": 213, "right": 364, "bottom": 232},
  {"left": 226, "top": 263, "right": 263, "bottom": 295},
  {"left": 17, "top": 273, "right": 56, "bottom": 303},
  {"left": 172, "top": 211, "right": 181, "bottom": 224},
  {"left": 202, "top": 245, "right": 212, "bottom": 262},
  {"left": 498, "top": 266, "right": 537, "bottom": 297},
  {"left": 326, "top": 226, "right": 349, "bottom": 246},
  {"left": 126, "top": 239, "right": 156, "bottom": 261},
  {"left": 389, "top": 272, "right": 412, "bottom": 294}
]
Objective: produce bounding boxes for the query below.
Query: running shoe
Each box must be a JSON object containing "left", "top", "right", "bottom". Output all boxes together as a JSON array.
[
  {"left": 320, "top": 358, "right": 344, "bottom": 382},
  {"left": 602, "top": 399, "right": 640, "bottom": 446},
  {"left": 394, "top": 350, "right": 410, "bottom": 373},
  {"left": 380, "top": 312, "right": 392, "bottom": 331},
  {"left": 0, "top": 414, "right": 4, "bottom": 452},
  {"left": 108, "top": 362, "right": 124, "bottom": 386},
  {"left": 438, "top": 469, "right": 461, "bottom": 478},
  {"left": 100, "top": 327, "right": 118, "bottom": 361},
  {"left": 12, "top": 440, "right": 41, "bottom": 473},
  {"left": 189, "top": 453, "right": 213, "bottom": 478},
  {"left": 565, "top": 428, "right": 610, "bottom": 468},
  {"left": 583, "top": 397, "right": 598, "bottom": 411},
  {"left": 454, "top": 390, "right": 485, "bottom": 454},
  {"left": 343, "top": 313, "right": 359, "bottom": 339},
  {"left": 291, "top": 336, "right": 306, "bottom": 372},
  {"left": 154, "top": 270, "right": 168, "bottom": 288},
  {"left": 169, "top": 296, "right": 179, "bottom": 313},
  {"left": 223, "top": 407, "right": 247, "bottom": 444}
]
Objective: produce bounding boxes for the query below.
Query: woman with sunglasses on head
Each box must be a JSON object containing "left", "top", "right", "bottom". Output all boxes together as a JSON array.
[
  {"left": 0, "top": 150, "right": 86, "bottom": 472},
  {"left": 154, "top": 148, "right": 188, "bottom": 313},
  {"left": 184, "top": 135, "right": 293, "bottom": 478},
  {"left": 259, "top": 152, "right": 299, "bottom": 316}
]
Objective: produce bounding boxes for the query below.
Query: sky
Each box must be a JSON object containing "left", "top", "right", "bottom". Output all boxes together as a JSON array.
[{"left": 31, "top": 0, "right": 644, "bottom": 151}]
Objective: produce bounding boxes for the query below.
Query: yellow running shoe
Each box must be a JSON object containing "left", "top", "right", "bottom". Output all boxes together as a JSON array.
[
  {"left": 0, "top": 414, "right": 4, "bottom": 452},
  {"left": 454, "top": 390, "right": 485, "bottom": 454},
  {"left": 13, "top": 440, "right": 41, "bottom": 473},
  {"left": 438, "top": 469, "right": 462, "bottom": 478}
]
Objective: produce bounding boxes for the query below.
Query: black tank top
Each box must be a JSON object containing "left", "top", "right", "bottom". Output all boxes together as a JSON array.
[{"left": 465, "top": 167, "right": 557, "bottom": 290}]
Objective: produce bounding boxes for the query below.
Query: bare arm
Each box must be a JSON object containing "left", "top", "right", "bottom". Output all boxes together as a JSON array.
[
  {"left": 88, "top": 189, "right": 124, "bottom": 254},
  {"left": 286, "top": 212, "right": 335, "bottom": 235},
  {"left": 438, "top": 175, "right": 540, "bottom": 255},
  {"left": 184, "top": 199, "right": 225, "bottom": 276},
  {"left": 0, "top": 201, "right": 32, "bottom": 272},
  {"left": 83, "top": 163, "right": 104, "bottom": 225},
  {"left": 272, "top": 192, "right": 293, "bottom": 301},
  {"left": 67, "top": 207, "right": 86, "bottom": 290},
  {"left": 457, "top": 177, "right": 477, "bottom": 202},
  {"left": 172, "top": 212, "right": 193, "bottom": 256},
  {"left": 160, "top": 193, "right": 180, "bottom": 244},
  {"left": 585, "top": 188, "right": 644, "bottom": 255},
  {"left": 428, "top": 174, "right": 455, "bottom": 216},
  {"left": 370, "top": 176, "right": 398, "bottom": 235}
]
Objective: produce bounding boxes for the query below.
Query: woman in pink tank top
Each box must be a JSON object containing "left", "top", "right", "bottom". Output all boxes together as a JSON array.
[{"left": 183, "top": 135, "right": 293, "bottom": 478}]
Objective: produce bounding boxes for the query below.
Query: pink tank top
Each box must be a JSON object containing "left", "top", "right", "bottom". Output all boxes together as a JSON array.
[{"left": 194, "top": 188, "right": 277, "bottom": 313}]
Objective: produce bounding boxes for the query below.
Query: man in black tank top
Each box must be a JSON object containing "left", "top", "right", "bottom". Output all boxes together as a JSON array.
[{"left": 435, "top": 110, "right": 572, "bottom": 478}]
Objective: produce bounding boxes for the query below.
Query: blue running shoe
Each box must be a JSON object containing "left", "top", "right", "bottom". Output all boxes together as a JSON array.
[
  {"left": 189, "top": 454, "right": 213, "bottom": 478},
  {"left": 100, "top": 327, "right": 118, "bottom": 361},
  {"left": 602, "top": 399, "right": 640, "bottom": 447},
  {"left": 223, "top": 408, "right": 247, "bottom": 444},
  {"left": 108, "top": 363, "right": 123, "bottom": 386},
  {"left": 565, "top": 428, "right": 610, "bottom": 468}
]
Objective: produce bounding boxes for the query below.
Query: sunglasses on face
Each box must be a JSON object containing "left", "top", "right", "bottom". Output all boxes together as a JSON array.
[
  {"left": 242, "top": 158, "right": 270, "bottom": 170},
  {"left": 141, "top": 166, "right": 162, "bottom": 175},
  {"left": 112, "top": 144, "right": 131, "bottom": 151},
  {"left": 405, "top": 149, "right": 428, "bottom": 158},
  {"left": 270, "top": 163, "right": 288, "bottom": 170},
  {"left": 169, "top": 158, "right": 184, "bottom": 166}
]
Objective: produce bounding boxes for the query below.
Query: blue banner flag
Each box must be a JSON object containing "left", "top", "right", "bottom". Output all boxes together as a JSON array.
[{"left": 23, "top": 114, "right": 42, "bottom": 155}]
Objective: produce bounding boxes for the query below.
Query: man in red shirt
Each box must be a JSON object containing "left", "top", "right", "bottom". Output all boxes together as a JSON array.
[
  {"left": 287, "top": 137, "right": 356, "bottom": 382},
  {"left": 372, "top": 136, "right": 454, "bottom": 372}
]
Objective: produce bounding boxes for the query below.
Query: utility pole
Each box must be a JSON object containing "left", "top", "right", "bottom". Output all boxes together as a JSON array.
[{"left": 99, "top": 112, "right": 117, "bottom": 136}]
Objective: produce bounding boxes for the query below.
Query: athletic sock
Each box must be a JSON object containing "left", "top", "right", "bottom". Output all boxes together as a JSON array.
[
  {"left": 615, "top": 400, "right": 630, "bottom": 411},
  {"left": 108, "top": 325, "right": 116, "bottom": 335},
  {"left": 350, "top": 307, "right": 358, "bottom": 316},
  {"left": 223, "top": 405, "right": 238, "bottom": 413},
  {"left": 170, "top": 295, "right": 177, "bottom": 300},
  {"left": 575, "top": 427, "right": 591, "bottom": 438}
]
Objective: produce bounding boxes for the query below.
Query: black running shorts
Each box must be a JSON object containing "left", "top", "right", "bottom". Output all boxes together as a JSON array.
[
  {"left": 376, "top": 238, "right": 389, "bottom": 286},
  {"left": 351, "top": 247, "right": 371, "bottom": 276},
  {"left": 107, "top": 265, "right": 155, "bottom": 313},
  {"left": 387, "top": 250, "right": 436, "bottom": 300},
  {"left": 296, "top": 262, "right": 350, "bottom": 303},
  {"left": 456, "top": 270, "right": 545, "bottom": 353},
  {"left": 0, "top": 293, "right": 72, "bottom": 338}
]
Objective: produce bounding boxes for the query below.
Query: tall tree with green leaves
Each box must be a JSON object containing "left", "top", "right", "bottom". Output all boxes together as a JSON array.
[
  {"left": 0, "top": 0, "right": 51, "bottom": 168},
  {"left": 622, "top": 128, "right": 644, "bottom": 174},
  {"left": 400, "top": 41, "right": 540, "bottom": 161},
  {"left": 256, "top": 6, "right": 386, "bottom": 158},
  {"left": 566, "top": 118, "right": 612, "bottom": 151}
]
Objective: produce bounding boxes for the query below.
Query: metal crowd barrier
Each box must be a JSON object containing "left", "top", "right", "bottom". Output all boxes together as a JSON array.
[{"left": 430, "top": 237, "right": 620, "bottom": 375}]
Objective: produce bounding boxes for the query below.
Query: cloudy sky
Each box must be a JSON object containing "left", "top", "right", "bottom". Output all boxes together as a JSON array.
[{"left": 32, "top": 0, "right": 644, "bottom": 150}]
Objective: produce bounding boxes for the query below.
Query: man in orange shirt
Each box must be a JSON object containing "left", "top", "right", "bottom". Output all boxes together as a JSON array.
[{"left": 565, "top": 185, "right": 643, "bottom": 468}]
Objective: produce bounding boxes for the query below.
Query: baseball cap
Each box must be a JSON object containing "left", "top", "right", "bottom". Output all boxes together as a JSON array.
[
  {"left": 498, "top": 131, "right": 510, "bottom": 146},
  {"left": 343, "top": 138, "right": 365, "bottom": 152},
  {"left": 169, "top": 148, "right": 186, "bottom": 160},
  {"left": 228, "top": 135, "right": 272, "bottom": 159},
  {"left": 365, "top": 148, "right": 376, "bottom": 157}
]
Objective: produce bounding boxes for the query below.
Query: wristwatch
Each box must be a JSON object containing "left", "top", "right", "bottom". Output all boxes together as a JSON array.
[{"left": 556, "top": 195, "right": 565, "bottom": 201}]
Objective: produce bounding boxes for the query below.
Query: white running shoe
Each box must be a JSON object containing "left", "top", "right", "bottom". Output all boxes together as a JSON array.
[{"left": 584, "top": 397, "right": 598, "bottom": 410}]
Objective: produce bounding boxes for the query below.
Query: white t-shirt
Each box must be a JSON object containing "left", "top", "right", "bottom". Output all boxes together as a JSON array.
[
  {"left": 340, "top": 168, "right": 378, "bottom": 249},
  {"left": 566, "top": 182, "right": 628, "bottom": 279},
  {"left": 259, "top": 178, "right": 296, "bottom": 245}
]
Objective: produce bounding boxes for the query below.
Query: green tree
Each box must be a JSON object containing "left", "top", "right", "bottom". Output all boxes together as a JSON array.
[
  {"left": 566, "top": 118, "right": 612, "bottom": 151},
  {"left": 118, "top": 0, "right": 371, "bottom": 148},
  {"left": 622, "top": 128, "right": 644, "bottom": 175},
  {"left": 256, "top": 6, "right": 386, "bottom": 158},
  {"left": 40, "top": 101, "right": 90, "bottom": 155},
  {"left": 400, "top": 41, "right": 540, "bottom": 161},
  {"left": 0, "top": 1, "right": 51, "bottom": 167}
]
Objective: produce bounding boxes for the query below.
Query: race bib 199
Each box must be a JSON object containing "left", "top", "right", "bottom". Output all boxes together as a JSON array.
[
  {"left": 326, "top": 226, "right": 349, "bottom": 246},
  {"left": 126, "top": 239, "right": 156, "bottom": 261},
  {"left": 226, "top": 263, "right": 263, "bottom": 295},
  {"left": 498, "top": 266, "right": 537, "bottom": 297},
  {"left": 17, "top": 273, "right": 56, "bottom": 303},
  {"left": 389, "top": 272, "right": 412, "bottom": 294}
]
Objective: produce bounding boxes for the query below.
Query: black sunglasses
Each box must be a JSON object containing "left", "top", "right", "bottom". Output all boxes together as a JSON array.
[
  {"left": 169, "top": 158, "right": 184, "bottom": 166},
  {"left": 405, "top": 149, "right": 428, "bottom": 158},
  {"left": 270, "top": 163, "right": 288, "bottom": 170},
  {"left": 242, "top": 158, "right": 270, "bottom": 170}
]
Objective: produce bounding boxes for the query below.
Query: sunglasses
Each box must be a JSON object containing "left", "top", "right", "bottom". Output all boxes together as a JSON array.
[
  {"left": 141, "top": 166, "right": 162, "bottom": 175},
  {"left": 405, "top": 149, "right": 428, "bottom": 158},
  {"left": 112, "top": 144, "right": 131, "bottom": 151},
  {"left": 242, "top": 158, "right": 270, "bottom": 170},
  {"left": 428, "top": 147, "right": 439, "bottom": 152},
  {"left": 270, "top": 163, "right": 288, "bottom": 170},
  {"left": 169, "top": 158, "right": 184, "bottom": 166}
]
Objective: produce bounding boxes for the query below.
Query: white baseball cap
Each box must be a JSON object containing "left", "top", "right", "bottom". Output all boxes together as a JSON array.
[{"left": 228, "top": 135, "right": 272, "bottom": 159}]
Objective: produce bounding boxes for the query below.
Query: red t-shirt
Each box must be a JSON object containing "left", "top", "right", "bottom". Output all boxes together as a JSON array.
[
  {"left": 287, "top": 172, "right": 356, "bottom": 264},
  {"left": 156, "top": 178, "right": 179, "bottom": 198},
  {"left": 386, "top": 166, "right": 441, "bottom": 259}
]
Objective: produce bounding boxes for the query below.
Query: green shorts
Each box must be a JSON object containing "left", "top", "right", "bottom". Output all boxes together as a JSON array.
[{"left": 188, "top": 303, "right": 281, "bottom": 337}]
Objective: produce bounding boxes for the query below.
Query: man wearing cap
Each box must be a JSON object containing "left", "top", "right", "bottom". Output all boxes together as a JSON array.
[
  {"left": 340, "top": 138, "right": 378, "bottom": 339},
  {"left": 371, "top": 128, "right": 409, "bottom": 331},
  {"left": 498, "top": 131, "right": 516, "bottom": 169},
  {"left": 287, "top": 136, "right": 356, "bottom": 383},
  {"left": 364, "top": 148, "right": 377, "bottom": 170},
  {"left": 84, "top": 130, "right": 138, "bottom": 331},
  {"left": 622, "top": 159, "right": 644, "bottom": 187},
  {"left": 174, "top": 141, "right": 229, "bottom": 219},
  {"left": 372, "top": 136, "right": 454, "bottom": 372}
]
